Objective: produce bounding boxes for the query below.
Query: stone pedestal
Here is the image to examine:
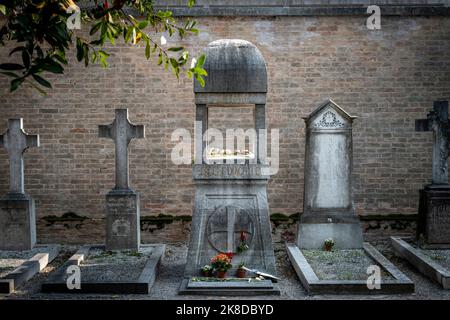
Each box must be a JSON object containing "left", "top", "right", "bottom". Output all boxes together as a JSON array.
[
  {"left": 105, "top": 190, "right": 140, "bottom": 251},
  {"left": 0, "top": 194, "right": 36, "bottom": 250},
  {"left": 184, "top": 164, "right": 277, "bottom": 278},
  {"left": 417, "top": 185, "right": 450, "bottom": 247}
]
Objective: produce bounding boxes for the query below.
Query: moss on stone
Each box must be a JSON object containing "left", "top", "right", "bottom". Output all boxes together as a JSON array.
[{"left": 42, "top": 212, "right": 88, "bottom": 227}]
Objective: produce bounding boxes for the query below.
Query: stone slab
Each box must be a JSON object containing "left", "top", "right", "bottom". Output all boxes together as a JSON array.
[
  {"left": 105, "top": 190, "right": 140, "bottom": 251},
  {"left": 286, "top": 243, "right": 414, "bottom": 295},
  {"left": 391, "top": 236, "right": 450, "bottom": 289},
  {"left": 179, "top": 278, "right": 280, "bottom": 296},
  {"left": 0, "top": 244, "right": 60, "bottom": 294},
  {"left": 42, "top": 244, "right": 165, "bottom": 294},
  {"left": 0, "top": 197, "right": 36, "bottom": 250},
  {"left": 187, "top": 278, "right": 274, "bottom": 289}
]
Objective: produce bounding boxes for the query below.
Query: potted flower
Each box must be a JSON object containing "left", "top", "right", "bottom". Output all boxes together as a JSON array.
[
  {"left": 201, "top": 265, "right": 213, "bottom": 277},
  {"left": 324, "top": 238, "right": 335, "bottom": 251},
  {"left": 210, "top": 253, "right": 232, "bottom": 278},
  {"left": 236, "top": 262, "right": 247, "bottom": 278}
]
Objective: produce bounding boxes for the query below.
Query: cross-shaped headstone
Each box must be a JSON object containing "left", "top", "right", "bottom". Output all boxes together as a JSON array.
[
  {"left": 416, "top": 101, "right": 450, "bottom": 185},
  {"left": 0, "top": 119, "right": 39, "bottom": 195},
  {"left": 99, "top": 109, "right": 145, "bottom": 190}
]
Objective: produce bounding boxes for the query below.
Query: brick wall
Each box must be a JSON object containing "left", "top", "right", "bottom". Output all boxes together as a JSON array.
[{"left": 1, "top": 15, "right": 450, "bottom": 243}]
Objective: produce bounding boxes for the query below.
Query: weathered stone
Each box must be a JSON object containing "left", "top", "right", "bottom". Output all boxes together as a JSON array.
[
  {"left": 99, "top": 109, "right": 144, "bottom": 251},
  {"left": 99, "top": 109, "right": 145, "bottom": 191},
  {"left": 0, "top": 196, "right": 36, "bottom": 250},
  {"left": 417, "top": 186, "right": 450, "bottom": 245},
  {"left": 105, "top": 190, "right": 140, "bottom": 251},
  {"left": 415, "top": 101, "right": 449, "bottom": 185},
  {"left": 183, "top": 40, "right": 278, "bottom": 295},
  {"left": 0, "top": 119, "right": 39, "bottom": 250},
  {"left": 193, "top": 39, "right": 267, "bottom": 94},
  {"left": 415, "top": 101, "right": 450, "bottom": 247},
  {"left": 297, "top": 99, "right": 363, "bottom": 249}
]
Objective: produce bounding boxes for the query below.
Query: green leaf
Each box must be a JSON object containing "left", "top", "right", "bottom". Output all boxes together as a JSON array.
[
  {"left": 76, "top": 38, "right": 84, "bottom": 62},
  {"left": 9, "top": 46, "right": 26, "bottom": 56},
  {"left": 196, "top": 54, "right": 206, "bottom": 68},
  {"left": 194, "top": 67, "right": 207, "bottom": 76},
  {"left": 22, "top": 50, "right": 30, "bottom": 69},
  {"left": 43, "top": 60, "right": 64, "bottom": 74},
  {"left": 0, "top": 4, "right": 6, "bottom": 15},
  {"left": 10, "top": 78, "right": 24, "bottom": 92},
  {"left": 138, "top": 20, "right": 148, "bottom": 30},
  {"left": 158, "top": 52, "right": 163, "bottom": 65},
  {"left": 145, "top": 40, "right": 151, "bottom": 59},
  {"left": 0, "top": 63, "right": 24, "bottom": 70},
  {"left": 32, "top": 74, "right": 52, "bottom": 88},
  {"left": 195, "top": 75, "right": 205, "bottom": 87},
  {"left": 168, "top": 47, "right": 184, "bottom": 52},
  {"left": 90, "top": 21, "right": 103, "bottom": 36},
  {"left": 0, "top": 71, "right": 19, "bottom": 78},
  {"left": 188, "top": 0, "right": 196, "bottom": 8}
]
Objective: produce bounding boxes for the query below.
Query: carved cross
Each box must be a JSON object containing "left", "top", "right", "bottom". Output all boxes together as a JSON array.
[
  {"left": 415, "top": 101, "right": 450, "bottom": 185},
  {"left": 99, "top": 109, "right": 145, "bottom": 190},
  {"left": 0, "top": 119, "right": 39, "bottom": 195}
]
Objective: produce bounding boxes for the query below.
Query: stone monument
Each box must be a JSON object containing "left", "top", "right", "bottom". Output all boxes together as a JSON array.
[
  {"left": 415, "top": 100, "right": 450, "bottom": 246},
  {"left": 180, "top": 39, "right": 279, "bottom": 295},
  {"left": 0, "top": 118, "right": 39, "bottom": 250},
  {"left": 297, "top": 99, "right": 363, "bottom": 249},
  {"left": 99, "top": 109, "right": 145, "bottom": 251}
]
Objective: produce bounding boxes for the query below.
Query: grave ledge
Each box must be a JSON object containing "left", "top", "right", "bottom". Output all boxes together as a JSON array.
[
  {"left": 179, "top": 278, "right": 281, "bottom": 296},
  {"left": 41, "top": 244, "right": 165, "bottom": 294},
  {"left": 286, "top": 242, "right": 415, "bottom": 295},
  {"left": 391, "top": 236, "right": 450, "bottom": 289},
  {"left": 0, "top": 244, "right": 60, "bottom": 294}
]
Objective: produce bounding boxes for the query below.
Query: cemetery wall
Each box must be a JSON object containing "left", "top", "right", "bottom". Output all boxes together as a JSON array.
[{"left": 1, "top": 13, "right": 450, "bottom": 243}]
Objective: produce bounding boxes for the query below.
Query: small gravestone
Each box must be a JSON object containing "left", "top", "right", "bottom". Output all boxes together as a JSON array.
[
  {"left": 99, "top": 109, "right": 145, "bottom": 251},
  {"left": 415, "top": 101, "right": 450, "bottom": 246},
  {"left": 297, "top": 99, "right": 363, "bottom": 249},
  {"left": 180, "top": 40, "right": 279, "bottom": 295},
  {"left": 0, "top": 119, "right": 39, "bottom": 250}
]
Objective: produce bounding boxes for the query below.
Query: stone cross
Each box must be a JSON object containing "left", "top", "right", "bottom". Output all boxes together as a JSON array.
[
  {"left": 0, "top": 119, "right": 39, "bottom": 195},
  {"left": 415, "top": 101, "right": 450, "bottom": 185},
  {"left": 99, "top": 109, "right": 145, "bottom": 190}
]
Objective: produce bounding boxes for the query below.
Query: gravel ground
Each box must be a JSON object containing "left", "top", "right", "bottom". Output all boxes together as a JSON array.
[
  {"left": 406, "top": 239, "right": 450, "bottom": 272},
  {"left": 0, "top": 246, "right": 55, "bottom": 279},
  {"left": 79, "top": 247, "right": 154, "bottom": 282},
  {"left": 302, "top": 249, "right": 393, "bottom": 280},
  {"left": 1, "top": 241, "right": 450, "bottom": 300}
]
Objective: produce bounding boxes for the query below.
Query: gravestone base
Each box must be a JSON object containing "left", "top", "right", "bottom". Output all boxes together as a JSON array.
[
  {"left": 297, "top": 222, "right": 364, "bottom": 249},
  {"left": 179, "top": 278, "right": 280, "bottom": 296},
  {"left": 0, "top": 194, "right": 36, "bottom": 250},
  {"left": 417, "top": 185, "right": 450, "bottom": 247},
  {"left": 105, "top": 189, "right": 140, "bottom": 251},
  {"left": 182, "top": 164, "right": 278, "bottom": 295}
]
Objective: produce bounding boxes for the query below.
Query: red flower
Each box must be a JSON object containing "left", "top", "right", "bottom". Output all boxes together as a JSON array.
[{"left": 224, "top": 252, "right": 233, "bottom": 260}]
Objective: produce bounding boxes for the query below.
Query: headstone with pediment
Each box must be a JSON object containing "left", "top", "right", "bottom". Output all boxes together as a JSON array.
[
  {"left": 180, "top": 39, "right": 279, "bottom": 295},
  {"left": 297, "top": 99, "right": 364, "bottom": 249}
]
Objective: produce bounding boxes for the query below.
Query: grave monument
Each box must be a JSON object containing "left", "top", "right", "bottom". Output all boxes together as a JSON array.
[
  {"left": 391, "top": 101, "right": 450, "bottom": 289},
  {"left": 287, "top": 99, "right": 413, "bottom": 294},
  {"left": 297, "top": 99, "right": 364, "bottom": 249},
  {"left": 180, "top": 39, "right": 279, "bottom": 295},
  {"left": 99, "top": 108, "right": 145, "bottom": 251},
  {"left": 0, "top": 118, "right": 39, "bottom": 250}
]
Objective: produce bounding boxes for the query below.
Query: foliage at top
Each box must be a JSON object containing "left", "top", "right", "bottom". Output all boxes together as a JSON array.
[{"left": 0, "top": 0, "right": 207, "bottom": 94}]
